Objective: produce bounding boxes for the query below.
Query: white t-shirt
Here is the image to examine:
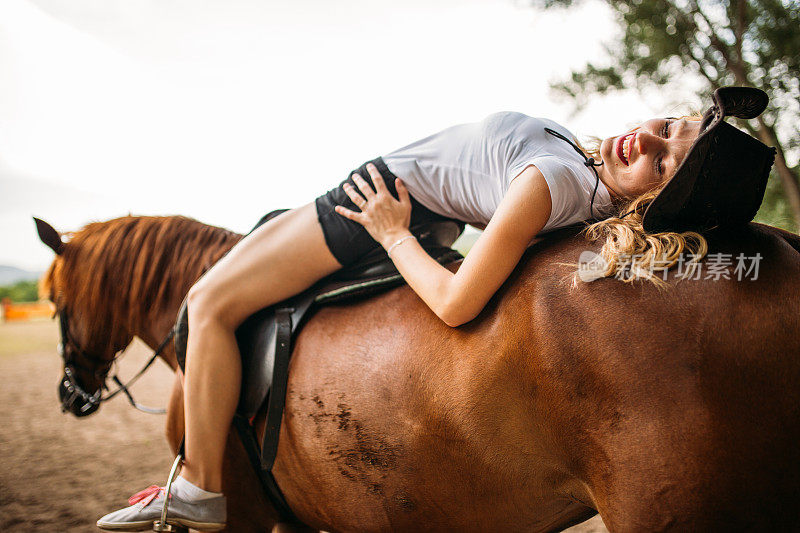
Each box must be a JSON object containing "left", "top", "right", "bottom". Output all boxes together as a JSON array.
[{"left": 382, "top": 111, "right": 614, "bottom": 232}]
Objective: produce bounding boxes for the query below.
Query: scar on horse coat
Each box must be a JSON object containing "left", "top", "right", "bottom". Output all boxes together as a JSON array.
[{"left": 38, "top": 215, "right": 800, "bottom": 532}]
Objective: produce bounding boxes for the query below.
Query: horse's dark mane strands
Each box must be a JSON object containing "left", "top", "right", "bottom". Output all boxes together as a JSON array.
[{"left": 41, "top": 215, "right": 242, "bottom": 353}]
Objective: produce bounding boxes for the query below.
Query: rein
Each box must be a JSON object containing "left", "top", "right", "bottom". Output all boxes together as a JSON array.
[
  {"left": 105, "top": 330, "right": 174, "bottom": 414},
  {"left": 58, "top": 309, "right": 172, "bottom": 415}
]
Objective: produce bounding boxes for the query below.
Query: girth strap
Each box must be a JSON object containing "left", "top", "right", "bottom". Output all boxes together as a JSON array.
[
  {"left": 232, "top": 416, "right": 298, "bottom": 524},
  {"left": 262, "top": 307, "right": 293, "bottom": 471}
]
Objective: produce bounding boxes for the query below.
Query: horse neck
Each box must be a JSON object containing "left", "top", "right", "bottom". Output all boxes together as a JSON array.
[
  {"left": 73, "top": 215, "right": 243, "bottom": 369},
  {"left": 134, "top": 218, "right": 243, "bottom": 367}
]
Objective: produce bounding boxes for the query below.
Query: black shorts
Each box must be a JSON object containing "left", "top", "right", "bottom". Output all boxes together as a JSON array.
[{"left": 315, "top": 157, "right": 461, "bottom": 266}]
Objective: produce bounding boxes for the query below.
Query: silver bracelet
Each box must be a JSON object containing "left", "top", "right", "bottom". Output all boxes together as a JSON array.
[{"left": 387, "top": 235, "right": 416, "bottom": 257}]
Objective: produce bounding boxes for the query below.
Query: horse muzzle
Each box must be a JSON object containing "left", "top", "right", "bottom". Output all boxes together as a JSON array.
[{"left": 59, "top": 373, "right": 101, "bottom": 417}]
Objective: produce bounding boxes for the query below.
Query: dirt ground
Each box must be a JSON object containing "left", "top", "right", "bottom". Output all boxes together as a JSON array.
[{"left": 0, "top": 320, "right": 608, "bottom": 533}]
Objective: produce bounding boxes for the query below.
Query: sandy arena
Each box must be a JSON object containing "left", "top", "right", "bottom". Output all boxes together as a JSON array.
[{"left": 0, "top": 320, "right": 607, "bottom": 532}]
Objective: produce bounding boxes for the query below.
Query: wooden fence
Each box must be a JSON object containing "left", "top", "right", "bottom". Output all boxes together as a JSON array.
[{"left": 1, "top": 298, "right": 55, "bottom": 322}]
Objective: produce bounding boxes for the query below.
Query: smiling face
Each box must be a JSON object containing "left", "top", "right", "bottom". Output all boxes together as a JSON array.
[{"left": 598, "top": 117, "right": 702, "bottom": 200}]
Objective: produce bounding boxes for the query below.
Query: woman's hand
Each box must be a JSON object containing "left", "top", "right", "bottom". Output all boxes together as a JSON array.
[{"left": 334, "top": 163, "right": 413, "bottom": 249}]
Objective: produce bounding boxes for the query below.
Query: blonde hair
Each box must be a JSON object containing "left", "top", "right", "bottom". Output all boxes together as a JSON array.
[{"left": 574, "top": 115, "right": 708, "bottom": 286}]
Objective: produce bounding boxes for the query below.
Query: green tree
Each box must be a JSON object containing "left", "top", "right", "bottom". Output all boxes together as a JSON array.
[
  {"left": 531, "top": 0, "right": 800, "bottom": 231},
  {"left": 0, "top": 280, "right": 40, "bottom": 302}
]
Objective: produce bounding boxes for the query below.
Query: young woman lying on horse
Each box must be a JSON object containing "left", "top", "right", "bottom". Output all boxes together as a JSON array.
[{"left": 97, "top": 86, "right": 775, "bottom": 531}]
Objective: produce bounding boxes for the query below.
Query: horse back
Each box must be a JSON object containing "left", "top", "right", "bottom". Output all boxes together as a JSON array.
[{"left": 273, "top": 223, "right": 800, "bottom": 532}]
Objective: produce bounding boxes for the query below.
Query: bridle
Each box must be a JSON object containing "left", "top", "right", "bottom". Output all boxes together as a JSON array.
[{"left": 57, "top": 307, "right": 173, "bottom": 415}]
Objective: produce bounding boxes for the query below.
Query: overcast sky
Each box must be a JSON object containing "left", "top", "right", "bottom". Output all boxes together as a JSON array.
[{"left": 1, "top": 0, "right": 702, "bottom": 271}]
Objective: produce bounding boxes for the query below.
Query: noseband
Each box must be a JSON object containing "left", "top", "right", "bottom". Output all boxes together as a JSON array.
[{"left": 57, "top": 308, "right": 173, "bottom": 415}]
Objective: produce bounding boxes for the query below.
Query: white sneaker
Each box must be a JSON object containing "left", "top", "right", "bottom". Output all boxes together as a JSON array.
[{"left": 96, "top": 484, "right": 226, "bottom": 532}]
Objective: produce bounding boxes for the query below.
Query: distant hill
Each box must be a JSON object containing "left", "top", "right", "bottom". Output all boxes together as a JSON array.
[{"left": 0, "top": 265, "right": 43, "bottom": 285}]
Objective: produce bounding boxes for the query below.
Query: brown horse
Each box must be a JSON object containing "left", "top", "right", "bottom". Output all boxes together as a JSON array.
[{"left": 38, "top": 214, "right": 800, "bottom": 532}]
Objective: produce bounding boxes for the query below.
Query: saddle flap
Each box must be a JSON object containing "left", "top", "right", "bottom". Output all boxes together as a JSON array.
[
  {"left": 174, "top": 291, "right": 316, "bottom": 418},
  {"left": 238, "top": 291, "right": 315, "bottom": 418}
]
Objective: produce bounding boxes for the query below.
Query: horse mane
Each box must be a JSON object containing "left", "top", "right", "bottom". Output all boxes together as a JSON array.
[{"left": 41, "top": 215, "right": 242, "bottom": 350}]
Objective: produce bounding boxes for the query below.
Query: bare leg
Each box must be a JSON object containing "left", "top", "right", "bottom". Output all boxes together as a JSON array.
[{"left": 181, "top": 202, "right": 342, "bottom": 492}]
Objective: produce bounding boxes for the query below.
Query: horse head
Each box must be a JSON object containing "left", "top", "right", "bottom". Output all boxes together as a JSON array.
[
  {"left": 34, "top": 215, "right": 243, "bottom": 417},
  {"left": 35, "top": 217, "right": 134, "bottom": 417}
]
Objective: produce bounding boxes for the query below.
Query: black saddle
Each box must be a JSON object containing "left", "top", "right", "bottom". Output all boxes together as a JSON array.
[{"left": 173, "top": 210, "right": 464, "bottom": 524}]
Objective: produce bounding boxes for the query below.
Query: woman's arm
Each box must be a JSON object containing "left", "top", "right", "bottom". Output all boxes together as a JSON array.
[{"left": 335, "top": 163, "right": 552, "bottom": 327}]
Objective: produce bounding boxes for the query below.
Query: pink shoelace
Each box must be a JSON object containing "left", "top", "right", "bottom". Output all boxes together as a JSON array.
[{"left": 128, "top": 485, "right": 170, "bottom": 507}]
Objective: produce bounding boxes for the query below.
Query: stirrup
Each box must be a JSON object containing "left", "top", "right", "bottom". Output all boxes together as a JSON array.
[{"left": 152, "top": 454, "right": 183, "bottom": 532}]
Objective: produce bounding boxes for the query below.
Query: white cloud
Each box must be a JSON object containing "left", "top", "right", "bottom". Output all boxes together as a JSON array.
[{"left": 1, "top": 0, "right": 695, "bottom": 270}]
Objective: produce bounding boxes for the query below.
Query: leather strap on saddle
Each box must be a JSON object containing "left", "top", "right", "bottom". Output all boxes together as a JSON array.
[{"left": 262, "top": 307, "right": 292, "bottom": 472}]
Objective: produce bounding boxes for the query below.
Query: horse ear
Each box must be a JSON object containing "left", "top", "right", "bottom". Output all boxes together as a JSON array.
[{"left": 33, "top": 217, "right": 65, "bottom": 255}]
